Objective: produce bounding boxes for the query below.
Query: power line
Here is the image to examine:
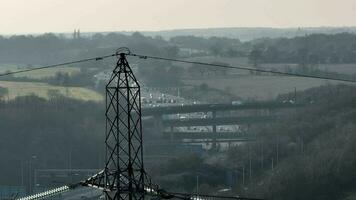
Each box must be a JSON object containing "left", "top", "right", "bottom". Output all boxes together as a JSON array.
[
  {"left": 0, "top": 53, "right": 117, "bottom": 77},
  {"left": 1, "top": 50, "right": 355, "bottom": 83},
  {"left": 127, "top": 53, "right": 356, "bottom": 83}
]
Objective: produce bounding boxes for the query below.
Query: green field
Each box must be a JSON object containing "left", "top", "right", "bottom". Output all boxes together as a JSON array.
[
  {"left": 261, "top": 63, "right": 356, "bottom": 74},
  {"left": 186, "top": 75, "right": 345, "bottom": 100},
  {"left": 186, "top": 56, "right": 356, "bottom": 75},
  {"left": 0, "top": 81, "right": 103, "bottom": 102},
  {"left": 182, "top": 56, "right": 356, "bottom": 100},
  {"left": 0, "top": 64, "right": 80, "bottom": 79}
]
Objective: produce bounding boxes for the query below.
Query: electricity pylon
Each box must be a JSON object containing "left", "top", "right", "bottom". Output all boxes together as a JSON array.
[{"left": 84, "top": 49, "right": 146, "bottom": 200}]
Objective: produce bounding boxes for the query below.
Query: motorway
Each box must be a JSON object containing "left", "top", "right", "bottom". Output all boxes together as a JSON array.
[
  {"left": 162, "top": 131, "right": 256, "bottom": 140},
  {"left": 142, "top": 102, "right": 302, "bottom": 116},
  {"left": 162, "top": 115, "right": 276, "bottom": 127}
]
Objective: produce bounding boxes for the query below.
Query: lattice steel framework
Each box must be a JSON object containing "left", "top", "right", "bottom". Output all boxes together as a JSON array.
[
  {"left": 84, "top": 52, "right": 145, "bottom": 200},
  {"left": 105, "top": 52, "right": 145, "bottom": 200}
]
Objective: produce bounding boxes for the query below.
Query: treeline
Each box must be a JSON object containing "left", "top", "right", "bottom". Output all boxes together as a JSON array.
[
  {"left": 170, "top": 35, "right": 245, "bottom": 57},
  {"left": 169, "top": 33, "right": 356, "bottom": 64},
  {"left": 0, "top": 95, "right": 105, "bottom": 185},
  {"left": 0, "top": 94, "right": 171, "bottom": 187},
  {"left": 3, "top": 32, "right": 356, "bottom": 67},
  {"left": 0, "top": 32, "right": 179, "bottom": 65},
  {"left": 249, "top": 33, "right": 356, "bottom": 64}
]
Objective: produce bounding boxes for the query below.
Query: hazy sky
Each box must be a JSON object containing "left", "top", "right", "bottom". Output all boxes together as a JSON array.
[{"left": 1, "top": 0, "right": 356, "bottom": 34}]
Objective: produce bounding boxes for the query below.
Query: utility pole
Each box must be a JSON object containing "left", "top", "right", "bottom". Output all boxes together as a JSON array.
[
  {"left": 242, "top": 165, "right": 245, "bottom": 186},
  {"left": 21, "top": 160, "right": 24, "bottom": 187},
  {"left": 28, "top": 155, "right": 37, "bottom": 194},
  {"left": 29, "top": 159, "right": 31, "bottom": 194},
  {"left": 260, "top": 142, "right": 264, "bottom": 169},
  {"left": 248, "top": 145, "right": 252, "bottom": 182},
  {"left": 196, "top": 175, "right": 199, "bottom": 195},
  {"left": 34, "top": 169, "right": 37, "bottom": 192},
  {"left": 301, "top": 135, "right": 304, "bottom": 155},
  {"left": 276, "top": 136, "right": 279, "bottom": 164},
  {"left": 69, "top": 145, "right": 72, "bottom": 183}
]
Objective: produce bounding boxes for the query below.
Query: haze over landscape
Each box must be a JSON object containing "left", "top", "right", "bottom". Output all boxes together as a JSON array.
[
  {"left": 2, "top": 1, "right": 356, "bottom": 200},
  {"left": 2, "top": 0, "right": 356, "bottom": 34}
]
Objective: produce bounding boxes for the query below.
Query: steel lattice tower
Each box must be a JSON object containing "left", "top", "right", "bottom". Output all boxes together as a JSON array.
[
  {"left": 84, "top": 52, "right": 146, "bottom": 200},
  {"left": 105, "top": 52, "right": 145, "bottom": 200}
]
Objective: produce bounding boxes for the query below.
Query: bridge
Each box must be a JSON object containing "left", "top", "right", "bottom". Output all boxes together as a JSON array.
[
  {"left": 162, "top": 116, "right": 276, "bottom": 127},
  {"left": 162, "top": 131, "right": 256, "bottom": 141},
  {"left": 142, "top": 102, "right": 302, "bottom": 143},
  {"left": 142, "top": 102, "right": 302, "bottom": 116}
]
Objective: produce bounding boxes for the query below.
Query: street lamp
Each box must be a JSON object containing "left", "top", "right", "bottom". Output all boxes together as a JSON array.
[
  {"left": 195, "top": 172, "right": 204, "bottom": 196},
  {"left": 29, "top": 155, "right": 37, "bottom": 194},
  {"left": 196, "top": 175, "right": 199, "bottom": 195}
]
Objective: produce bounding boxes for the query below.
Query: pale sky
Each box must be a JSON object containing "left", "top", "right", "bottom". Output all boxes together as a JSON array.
[{"left": 1, "top": 0, "right": 356, "bottom": 34}]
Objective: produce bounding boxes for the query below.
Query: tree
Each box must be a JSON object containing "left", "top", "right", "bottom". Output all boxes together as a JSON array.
[
  {"left": 209, "top": 43, "right": 224, "bottom": 57},
  {"left": 189, "top": 64, "right": 208, "bottom": 77},
  {"left": 47, "top": 89, "right": 62, "bottom": 99},
  {"left": 249, "top": 49, "right": 263, "bottom": 67},
  {"left": 249, "top": 49, "right": 263, "bottom": 75},
  {"left": 210, "top": 62, "right": 230, "bottom": 76},
  {"left": 164, "top": 46, "right": 180, "bottom": 58},
  {"left": 0, "top": 87, "right": 9, "bottom": 100}
]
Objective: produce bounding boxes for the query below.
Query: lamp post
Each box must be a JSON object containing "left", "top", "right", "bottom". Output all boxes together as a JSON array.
[
  {"left": 196, "top": 172, "right": 204, "bottom": 196},
  {"left": 196, "top": 175, "right": 199, "bottom": 195},
  {"left": 21, "top": 160, "right": 24, "bottom": 187},
  {"left": 28, "top": 155, "right": 37, "bottom": 194}
]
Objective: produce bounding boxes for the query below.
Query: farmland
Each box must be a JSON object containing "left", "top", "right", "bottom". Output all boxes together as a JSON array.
[
  {"left": 182, "top": 56, "right": 356, "bottom": 100},
  {"left": 185, "top": 75, "right": 343, "bottom": 100},
  {"left": 0, "top": 64, "right": 97, "bottom": 101},
  {"left": 0, "top": 81, "right": 103, "bottom": 102},
  {"left": 0, "top": 64, "right": 80, "bottom": 79},
  {"left": 188, "top": 56, "right": 356, "bottom": 74}
]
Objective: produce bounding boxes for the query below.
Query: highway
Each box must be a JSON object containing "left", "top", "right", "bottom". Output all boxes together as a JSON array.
[
  {"left": 162, "top": 116, "right": 277, "bottom": 127},
  {"left": 162, "top": 131, "right": 256, "bottom": 140},
  {"left": 142, "top": 102, "right": 302, "bottom": 116}
]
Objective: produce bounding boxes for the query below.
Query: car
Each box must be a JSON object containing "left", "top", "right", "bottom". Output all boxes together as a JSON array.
[{"left": 231, "top": 100, "right": 243, "bottom": 105}]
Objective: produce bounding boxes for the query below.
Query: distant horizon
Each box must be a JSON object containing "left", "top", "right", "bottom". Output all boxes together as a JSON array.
[
  {"left": 3, "top": 26, "right": 356, "bottom": 36},
  {"left": 2, "top": 0, "right": 356, "bottom": 35}
]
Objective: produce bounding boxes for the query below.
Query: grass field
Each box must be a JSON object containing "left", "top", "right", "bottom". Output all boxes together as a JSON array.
[
  {"left": 187, "top": 56, "right": 356, "bottom": 75},
  {"left": 261, "top": 63, "right": 356, "bottom": 74},
  {"left": 0, "top": 64, "right": 80, "bottom": 79},
  {"left": 0, "top": 81, "right": 103, "bottom": 102},
  {"left": 183, "top": 56, "right": 356, "bottom": 100},
  {"left": 186, "top": 75, "right": 344, "bottom": 101}
]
